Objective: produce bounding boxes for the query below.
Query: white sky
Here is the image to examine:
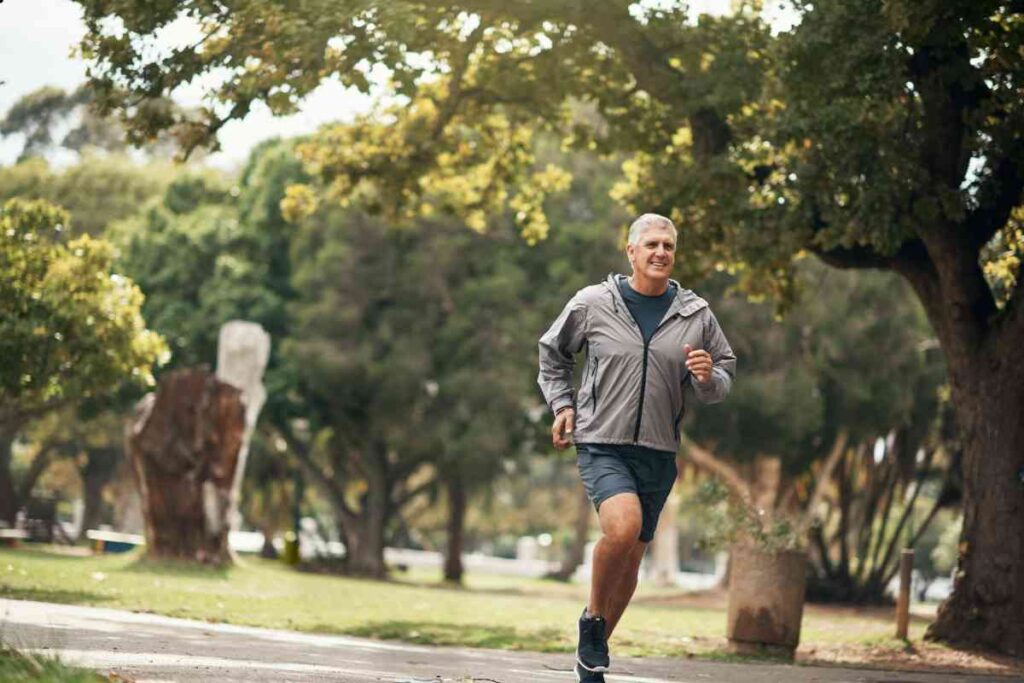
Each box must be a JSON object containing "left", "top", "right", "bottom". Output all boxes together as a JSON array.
[{"left": 0, "top": 0, "right": 795, "bottom": 171}]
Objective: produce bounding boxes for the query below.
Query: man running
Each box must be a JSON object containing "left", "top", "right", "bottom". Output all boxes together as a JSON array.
[{"left": 538, "top": 213, "right": 736, "bottom": 682}]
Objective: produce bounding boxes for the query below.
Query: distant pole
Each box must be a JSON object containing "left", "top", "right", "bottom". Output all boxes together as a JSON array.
[{"left": 896, "top": 548, "right": 914, "bottom": 639}]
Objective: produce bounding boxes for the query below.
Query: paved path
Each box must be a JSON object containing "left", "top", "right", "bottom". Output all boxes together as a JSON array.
[{"left": 0, "top": 599, "right": 1005, "bottom": 682}]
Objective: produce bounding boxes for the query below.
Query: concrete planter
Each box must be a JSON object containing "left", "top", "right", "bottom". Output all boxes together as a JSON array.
[{"left": 726, "top": 544, "right": 808, "bottom": 658}]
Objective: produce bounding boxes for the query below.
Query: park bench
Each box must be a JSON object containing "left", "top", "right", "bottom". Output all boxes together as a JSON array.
[
  {"left": 0, "top": 528, "right": 29, "bottom": 548},
  {"left": 85, "top": 529, "right": 145, "bottom": 554}
]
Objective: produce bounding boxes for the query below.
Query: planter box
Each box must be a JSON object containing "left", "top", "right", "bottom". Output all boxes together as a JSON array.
[{"left": 727, "top": 544, "right": 808, "bottom": 658}]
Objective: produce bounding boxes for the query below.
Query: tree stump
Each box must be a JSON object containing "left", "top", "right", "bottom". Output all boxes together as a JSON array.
[{"left": 126, "top": 367, "right": 245, "bottom": 565}]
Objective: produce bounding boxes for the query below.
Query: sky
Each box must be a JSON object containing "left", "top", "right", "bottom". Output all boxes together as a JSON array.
[{"left": 0, "top": 0, "right": 792, "bottom": 171}]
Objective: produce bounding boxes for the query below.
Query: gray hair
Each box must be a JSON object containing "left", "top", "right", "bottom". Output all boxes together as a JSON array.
[{"left": 627, "top": 213, "right": 677, "bottom": 245}]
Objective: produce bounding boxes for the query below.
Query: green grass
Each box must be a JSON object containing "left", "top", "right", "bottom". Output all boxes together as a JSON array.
[
  {"left": 0, "top": 643, "right": 102, "bottom": 682},
  {"left": 0, "top": 547, "right": 926, "bottom": 659}
]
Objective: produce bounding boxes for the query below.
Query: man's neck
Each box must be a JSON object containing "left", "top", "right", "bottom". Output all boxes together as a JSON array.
[{"left": 627, "top": 274, "right": 670, "bottom": 297}]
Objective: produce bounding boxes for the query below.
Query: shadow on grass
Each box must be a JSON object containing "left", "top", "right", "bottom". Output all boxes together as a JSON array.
[
  {"left": 0, "top": 585, "right": 111, "bottom": 605},
  {"left": 122, "top": 556, "right": 232, "bottom": 580},
  {"left": 341, "top": 620, "right": 571, "bottom": 652},
  {"left": 0, "top": 546, "right": 97, "bottom": 562}
]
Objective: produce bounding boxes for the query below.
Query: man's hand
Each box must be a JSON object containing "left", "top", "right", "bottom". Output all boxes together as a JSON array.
[
  {"left": 551, "top": 407, "right": 575, "bottom": 449},
  {"left": 684, "top": 344, "right": 714, "bottom": 385}
]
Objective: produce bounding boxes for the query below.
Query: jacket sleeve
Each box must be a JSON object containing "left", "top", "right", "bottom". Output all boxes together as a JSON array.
[
  {"left": 537, "top": 292, "right": 588, "bottom": 414},
  {"left": 692, "top": 310, "right": 736, "bottom": 404}
]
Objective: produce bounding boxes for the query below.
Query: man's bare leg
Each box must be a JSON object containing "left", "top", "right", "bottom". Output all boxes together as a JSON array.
[
  {"left": 604, "top": 541, "right": 646, "bottom": 638},
  {"left": 587, "top": 492, "right": 642, "bottom": 620}
]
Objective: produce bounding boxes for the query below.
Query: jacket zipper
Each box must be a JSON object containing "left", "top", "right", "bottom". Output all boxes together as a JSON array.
[
  {"left": 633, "top": 338, "right": 650, "bottom": 442},
  {"left": 623, "top": 307, "right": 675, "bottom": 444}
]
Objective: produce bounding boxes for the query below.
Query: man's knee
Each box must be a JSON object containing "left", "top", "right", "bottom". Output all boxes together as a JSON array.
[
  {"left": 603, "top": 522, "right": 641, "bottom": 547},
  {"left": 598, "top": 492, "right": 643, "bottom": 544}
]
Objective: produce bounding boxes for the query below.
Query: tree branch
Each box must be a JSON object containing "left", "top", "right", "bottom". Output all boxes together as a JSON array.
[
  {"left": 967, "top": 150, "right": 1024, "bottom": 251},
  {"left": 392, "top": 474, "right": 438, "bottom": 510},
  {"left": 797, "top": 429, "right": 848, "bottom": 536},
  {"left": 584, "top": 0, "right": 731, "bottom": 159},
  {"left": 267, "top": 420, "right": 356, "bottom": 523},
  {"left": 882, "top": 490, "right": 945, "bottom": 588},
  {"left": 868, "top": 448, "right": 936, "bottom": 588},
  {"left": 680, "top": 435, "right": 751, "bottom": 505}
]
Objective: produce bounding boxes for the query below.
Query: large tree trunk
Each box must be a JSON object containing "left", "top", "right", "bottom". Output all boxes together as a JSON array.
[
  {"left": 126, "top": 367, "right": 245, "bottom": 566},
  {"left": 78, "top": 447, "right": 120, "bottom": 540},
  {"left": 926, "top": 361, "right": 1024, "bottom": 655},
  {"left": 338, "top": 451, "right": 389, "bottom": 578},
  {"left": 886, "top": 231, "right": 1024, "bottom": 655},
  {"left": 0, "top": 431, "right": 18, "bottom": 526},
  {"left": 443, "top": 472, "right": 466, "bottom": 583},
  {"left": 342, "top": 514, "right": 387, "bottom": 577}
]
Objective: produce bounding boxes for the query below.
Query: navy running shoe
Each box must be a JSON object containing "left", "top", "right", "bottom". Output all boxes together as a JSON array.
[
  {"left": 576, "top": 607, "right": 610, "bottom": 673},
  {"left": 575, "top": 660, "right": 606, "bottom": 682}
]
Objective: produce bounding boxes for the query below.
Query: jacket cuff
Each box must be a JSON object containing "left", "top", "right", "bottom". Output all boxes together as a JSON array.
[
  {"left": 550, "top": 395, "right": 575, "bottom": 415},
  {"left": 693, "top": 369, "right": 730, "bottom": 404}
]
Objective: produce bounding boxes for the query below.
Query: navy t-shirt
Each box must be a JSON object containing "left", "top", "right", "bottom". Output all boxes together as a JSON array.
[
  {"left": 578, "top": 276, "right": 678, "bottom": 459},
  {"left": 617, "top": 275, "right": 677, "bottom": 344}
]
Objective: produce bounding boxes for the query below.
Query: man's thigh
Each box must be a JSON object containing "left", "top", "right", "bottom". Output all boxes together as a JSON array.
[{"left": 597, "top": 491, "right": 643, "bottom": 537}]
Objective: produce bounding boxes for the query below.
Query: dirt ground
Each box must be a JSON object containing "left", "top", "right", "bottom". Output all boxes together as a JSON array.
[{"left": 639, "top": 589, "right": 1024, "bottom": 679}]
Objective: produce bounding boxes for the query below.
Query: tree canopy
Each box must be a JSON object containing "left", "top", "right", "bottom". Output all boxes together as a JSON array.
[
  {"left": 0, "top": 197, "right": 167, "bottom": 523},
  {"left": 56, "top": 0, "right": 1024, "bottom": 653}
]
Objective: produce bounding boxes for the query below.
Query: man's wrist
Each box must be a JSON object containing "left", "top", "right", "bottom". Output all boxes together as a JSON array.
[{"left": 555, "top": 406, "right": 575, "bottom": 416}]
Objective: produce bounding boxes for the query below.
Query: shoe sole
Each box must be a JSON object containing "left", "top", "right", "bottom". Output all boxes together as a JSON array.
[
  {"left": 575, "top": 618, "right": 610, "bottom": 673},
  {"left": 575, "top": 663, "right": 606, "bottom": 682},
  {"left": 575, "top": 657, "right": 609, "bottom": 673}
]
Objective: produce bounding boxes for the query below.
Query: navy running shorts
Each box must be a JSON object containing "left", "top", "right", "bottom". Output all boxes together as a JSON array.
[{"left": 576, "top": 443, "right": 678, "bottom": 542}]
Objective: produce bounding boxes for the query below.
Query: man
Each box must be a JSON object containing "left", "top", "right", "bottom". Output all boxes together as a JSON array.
[{"left": 537, "top": 213, "right": 736, "bottom": 682}]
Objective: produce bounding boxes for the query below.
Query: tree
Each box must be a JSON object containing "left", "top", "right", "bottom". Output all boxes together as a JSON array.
[
  {"left": 73, "top": 0, "right": 1024, "bottom": 653},
  {"left": 21, "top": 407, "right": 127, "bottom": 539},
  {"left": 0, "top": 156, "right": 173, "bottom": 237},
  {"left": 681, "top": 262, "right": 951, "bottom": 602},
  {"left": 109, "top": 167, "right": 284, "bottom": 368},
  {"left": 1, "top": 84, "right": 182, "bottom": 160},
  {"left": 281, "top": 207, "right": 546, "bottom": 576},
  {"left": 127, "top": 366, "right": 245, "bottom": 565},
  {"left": 0, "top": 198, "right": 167, "bottom": 524}
]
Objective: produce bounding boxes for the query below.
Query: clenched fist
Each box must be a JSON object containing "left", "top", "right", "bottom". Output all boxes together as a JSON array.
[
  {"left": 684, "top": 344, "right": 713, "bottom": 385},
  {"left": 551, "top": 407, "right": 575, "bottom": 449}
]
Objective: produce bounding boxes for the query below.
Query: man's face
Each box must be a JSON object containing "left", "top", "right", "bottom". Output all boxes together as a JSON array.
[{"left": 627, "top": 226, "right": 676, "bottom": 281}]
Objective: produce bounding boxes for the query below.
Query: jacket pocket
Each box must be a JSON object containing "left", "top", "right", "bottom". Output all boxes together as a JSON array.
[
  {"left": 590, "top": 356, "right": 599, "bottom": 411},
  {"left": 673, "top": 404, "right": 685, "bottom": 440}
]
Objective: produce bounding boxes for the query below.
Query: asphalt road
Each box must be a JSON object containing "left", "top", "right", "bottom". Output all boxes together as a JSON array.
[{"left": 0, "top": 599, "right": 1007, "bottom": 683}]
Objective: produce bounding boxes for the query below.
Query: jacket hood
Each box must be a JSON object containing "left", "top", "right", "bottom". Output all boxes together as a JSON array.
[{"left": 603, "top": 273, "right": 708, "bottom": 318}]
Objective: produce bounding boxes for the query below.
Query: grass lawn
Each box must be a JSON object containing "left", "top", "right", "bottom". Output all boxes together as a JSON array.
[
  {"left": 0, "top": 643, "right": 102, "bottom": 682},
  {"left": 1, "top": 546, "right": 1019, "bottom": 677}
]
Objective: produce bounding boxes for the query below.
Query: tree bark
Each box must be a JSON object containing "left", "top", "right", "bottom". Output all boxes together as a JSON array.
[
  {"left": 338, "top": 449, "right": 389, "bottom": 578},
  {"left": 126, "top": 367, "right": 245, "bottom": 566},
  {"left": 78, "top": 447, "right": 120, "bottom": 540},
  {"left": 17, "top": 446, "right": 55, "bottom": 506},
  {"left": 926, "top": 361, "right": 1024, "bottom": 655},
  {"left": 443, "top": 471, "right": 467, "bottom": 583},
  {"left": 0, "top": 431, "right": 18, "bottom": 526},
  {"left": 343, "top": 514, "right": 387, "bottom": 577}
]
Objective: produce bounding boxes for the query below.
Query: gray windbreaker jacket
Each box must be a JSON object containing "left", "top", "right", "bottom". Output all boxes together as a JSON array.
[{"left": 538, "top": 274, "right": 736, "bottom": 453}]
